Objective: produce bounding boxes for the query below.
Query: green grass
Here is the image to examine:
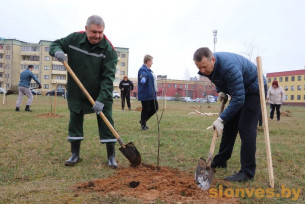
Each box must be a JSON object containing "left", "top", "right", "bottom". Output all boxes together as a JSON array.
[{"left": 0, "top": 95, "right": 304, "bottom": 203}]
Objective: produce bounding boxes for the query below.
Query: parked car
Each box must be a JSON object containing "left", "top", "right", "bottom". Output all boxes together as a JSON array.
[
  {"left": 46, "top": 89, "right": 65, "bottom": 96},
  {"left": 30, "top": 89, "right": 41, "bottom": 95},
  {"left": 0, "top": 87, "right": 6, "bottom": 94},
  {"left": 195, "top": 98, "right": 207, "bottom": 103},
  {"left": 113, "top": 91, "right": 120, "bottom": 98},
  {"left": 179, "top": 97, "right": 195, "bottom": 102},
  {"left": 206, "top": 95, "right": 216, "bottom": 103}
]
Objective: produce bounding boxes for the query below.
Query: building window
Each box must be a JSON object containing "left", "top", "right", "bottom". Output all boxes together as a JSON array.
[
  {"left": 285, "top": 95, "right": 288, "bottom": 100},
  {"left": 120, "top": 71, "right": 125, "bottom": 75},
  {"left": 44, "top": 56, "right": 50, "bottom": 61},
  {"left": 6, "top": 55, "right": 10, "bottom": 60},
  {"left": 273, "top": 77, "right": 277, "bottom": 81},
  {"left": 298, "top": 76, "right": 301, "bottom": 81},
  {"left": 44, "top": 47, "right": 49, "bottom": 52},
  {"left": 174, "top": 84, "right": 177, "bottom": 88},
  {"left": 34, "top": 65, "right": 39, "bottom": 70},
  {"left": 6, "top": 46, "right": 10, "bottom": 50},
  {"left": 5, "top": 74, "right": 9, "bottom": 78},
  {"left": 0, "top": 45, "right": 3, "bottom": 50},
  {"left": 268, "top": 78, "right": 271, "bottom": 83},
  {"left": 120, "top": 62, "right": 125, "bottom": 66},
  {"left": 304, "top": 95, "right": 305, "bottom": 100},
  {"left": 56, "top": 75, "right": 65, "bottom": 80},
  {"left": 185, "top": 84, "right": 188, "bottom": 88},
  {"left": 285, "top": 77, "right": 288, "bottom": 82},
  {"left": 52, "top": 65, "right": 66, "bottom": 71},
  {"left": 44, "top": 66, "right": 49, "bottom": 70},
  {"left": 168, "top": 84, "right": 171, "bottom": 88},
  {"left": 279, "top": 77, "right": 282, "bottom": 82},
  {"left": 291, "top": 85, "right": 294, "bottom": 91},
  {"left": 297, "top": 95, "right": 301, "bottom": 100},
  {"left": 44, "top": 75, "right": 49, "bottom": 79},
  {"left": 291, "top": 76, "right": 295, "bottom": 81},
  {"left": 290, "top": 95, "right": 294, "bottom": 100},
  {"left": 34, "top": 74, "right": 39, "bottom": 78},
  {"left": 44, "top": 84, "right": 49, "bottom": 89},
  {"left": 297, "top": 85, "right": 301, "bottom": 90},
  {"left": 180, "top": 85, "right": 183, "bottom": 88},
  {"left": 121, "top": 53, "right": 126, "bottom": 58}
]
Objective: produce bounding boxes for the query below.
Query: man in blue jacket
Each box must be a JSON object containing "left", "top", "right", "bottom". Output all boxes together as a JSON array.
[
  {"left": 15, "top": 65, "right": 41, "bottom": 112},
  {"left": 193, "top": 47, "right": 266, "bottom": 182},
  {"left": 138, "top": 54, "right": 158, "bottom": 130}
]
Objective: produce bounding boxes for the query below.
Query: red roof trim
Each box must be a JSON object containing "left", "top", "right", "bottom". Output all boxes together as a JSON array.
[{"left": 266, "top": 69, "right": 305, "bottom": 77}]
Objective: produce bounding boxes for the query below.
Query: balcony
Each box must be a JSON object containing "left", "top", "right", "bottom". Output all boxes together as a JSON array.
[
  {"left": 20, "top": 60, "right": 40, "bottom": 65},
  {"left": 20, "top": 51, "right": 40, "bottom": 56},
  {"left": 52, "top": 61, "right": 63, "bottom": 65},
  {"left": 0, "top": 68, "right": 3, "bottom": 72},
  {"left": 52, "top": 70, "right": 67, "bottom": 75},
  {"left": 0, "top": 49, "right": 4, "bottom": 54},
  {"left": 52, "top": 79, "right": 67, "bottom": 84},
  {"left": 0, "top": 59, "right": 4, "bottom": 63}
]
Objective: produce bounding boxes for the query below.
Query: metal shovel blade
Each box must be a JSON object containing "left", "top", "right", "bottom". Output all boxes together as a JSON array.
[
  {"left": 119, "top": 142, "right": 141, "bottom": 167},
  {"left": 195, "top": 157, "right": 215, "bottom": 190}
]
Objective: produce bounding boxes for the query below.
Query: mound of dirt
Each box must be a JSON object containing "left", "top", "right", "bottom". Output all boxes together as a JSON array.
[
  {"left": 36, "top": 113, "right": 61, "bottom": 118},
  {"left": 281, "top": 110, "right": 292, "bottom": 117},
  {"left": 75, "top": 164, "right": 237, "bottom": 203}
]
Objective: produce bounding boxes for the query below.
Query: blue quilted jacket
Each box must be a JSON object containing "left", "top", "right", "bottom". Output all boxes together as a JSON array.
[
  {"left": 138, "top": 64, "right": 156, "bottom": 101},
  {"left": 198, "top": 52, "right": 266, "bottom": 122}
]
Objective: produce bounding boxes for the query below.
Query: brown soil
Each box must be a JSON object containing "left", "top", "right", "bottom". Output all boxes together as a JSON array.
[
  {"left": 36, "top": 113, "right": 61, "bottom": 118},
  {"left": 281, "top": 110, "right": 292, "bottom": 117},
  {"left": 74, "top": 164, "right": 238, "bottom": 203}
]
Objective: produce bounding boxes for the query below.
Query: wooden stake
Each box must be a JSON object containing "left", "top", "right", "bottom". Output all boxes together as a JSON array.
[
  {"left": 256, "top": 56, "right": 275, "bottom": 188},
  {"left": 54, "top": 83, "right": 58, "bottom": 115}
]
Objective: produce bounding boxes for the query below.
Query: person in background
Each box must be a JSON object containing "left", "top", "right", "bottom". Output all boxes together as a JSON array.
[
  {"left": 138, "top": 54, "right": 158, "bottom": 130},
  {"left": 267, "top": 80, "right": 285, "bottom": 121},
  {"left": 119, "top": 76, "right": 134, "bottom": 110},
  {"left": 15, "top": 65, "right": 42, "bottom": 112},
  {"left": 193, "top": 47, "right": 266, "bottom": 182},
  {"left": 49, "top": 15, "right": 118, "bottom": 168}
]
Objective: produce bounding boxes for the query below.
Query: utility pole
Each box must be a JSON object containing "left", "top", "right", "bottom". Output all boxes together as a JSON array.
[{"left": 213, "top": 29, "right": 217, "bottom": 53}]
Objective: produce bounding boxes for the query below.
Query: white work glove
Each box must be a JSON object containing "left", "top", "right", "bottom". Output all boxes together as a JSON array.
[
  {"left": 55, "top": 51, "right": 66, "bottom": 62},
  {"left": 92, "top": 101, "right": 104, "bottom": 114},
  {"left": 218, "top": 92, "right": 228, "bottom": 104},
  {"left": 213, "top": 117, "right": 224, "bottom": 136}
]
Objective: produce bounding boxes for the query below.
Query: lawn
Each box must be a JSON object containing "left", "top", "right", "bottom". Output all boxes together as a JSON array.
[{"left": 0, "top": 94, "right": 304, "bottom": 203}]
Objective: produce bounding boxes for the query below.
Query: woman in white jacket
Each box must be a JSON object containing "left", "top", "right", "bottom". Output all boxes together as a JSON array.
[{"left": 267, "top": 80, "right": 285, "bottom": 121}]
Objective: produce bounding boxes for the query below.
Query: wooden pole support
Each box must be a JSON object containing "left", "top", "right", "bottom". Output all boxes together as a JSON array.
[{"left": 256, "top": 56, "right": 275, "bottom": 188}]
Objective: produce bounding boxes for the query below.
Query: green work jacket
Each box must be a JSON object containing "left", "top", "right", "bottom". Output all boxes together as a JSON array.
[{"left": 49, "top": 32, "right": 118, "bottom": 114}]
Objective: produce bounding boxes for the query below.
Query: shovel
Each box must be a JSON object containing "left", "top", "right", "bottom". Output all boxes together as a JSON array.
[
  {"left": 195, "top": 100, "right": 225, "bottom": 190},
  {"left": 62, "top": 61, "right": 141, "bottom": 167}
]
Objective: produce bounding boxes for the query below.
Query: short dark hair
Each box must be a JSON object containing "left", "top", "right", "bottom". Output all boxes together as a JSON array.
[
  {"left": 28, "top": 65, "right": 34, "bottom": 69},
  {"left": 193, "top": 47, "right": 213, "bottom": 62}
]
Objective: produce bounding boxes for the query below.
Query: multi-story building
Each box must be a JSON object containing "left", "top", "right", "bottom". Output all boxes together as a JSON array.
[
  {"left": 0, "top": 38, "right": 129, "bottom": 93},
  {"left": 130, "top": 75, "right": 217, "bottom": 99},
  {"left": 266, "top": 69, "right": 305, "bottom": 106}
]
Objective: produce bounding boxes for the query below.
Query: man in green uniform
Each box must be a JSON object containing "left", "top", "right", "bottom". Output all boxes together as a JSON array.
[{"left": 49, "top": 15, "right": 118, "bottom": 168}]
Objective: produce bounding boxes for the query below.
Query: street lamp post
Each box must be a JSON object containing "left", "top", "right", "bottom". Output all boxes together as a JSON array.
[{"left": 213, "top": 29, "right": 217, "bottom": 53}]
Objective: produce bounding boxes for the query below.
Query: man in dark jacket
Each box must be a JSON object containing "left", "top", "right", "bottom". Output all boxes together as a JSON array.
[
  {"left": 193, "top": 47, "right": 266, "bottom": 182},
  {"left": 138, "top": 54, "right": 158, "bottom": 130},
  {"left": 119, "top": 76, "right": 134, "bottom": 110},
  {"left": 15, "top": 65, "right": 41, "bottom": 112},
  {"left": 49, "top": 15, "right": 118, "bottom": 168}
]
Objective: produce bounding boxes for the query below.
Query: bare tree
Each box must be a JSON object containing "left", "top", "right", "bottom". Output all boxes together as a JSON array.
[{"left": 241, "top": 42, "right": 263, "bottom": 65}]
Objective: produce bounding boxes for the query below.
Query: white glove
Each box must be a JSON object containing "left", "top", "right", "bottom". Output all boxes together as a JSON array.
[
  {"left": 55, "top": 51, "right": 66, "bottom": 62},
  {"left": 92, "top": 101, "right": 104, "bottom": 114},
  {"left": 213, "top": 117, "right": 224, "bottom": 136},
  {"left": 218, "top": 92, "right": 228, "bottom": 104}
]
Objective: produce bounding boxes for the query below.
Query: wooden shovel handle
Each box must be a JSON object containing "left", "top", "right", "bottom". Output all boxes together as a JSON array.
[
  {"left": 62, "top": 61, "right": 125, "bottom": 148},
  {"left": 207, "top": 100, "right": 226, "bottom": 166},
  {"left": 256, "top": 57, "right": 274, "bottom": 188}
]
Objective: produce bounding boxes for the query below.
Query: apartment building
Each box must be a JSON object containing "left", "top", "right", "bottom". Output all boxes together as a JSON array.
[
  {"left": 266, "top": 69, "right": 305, "bottom": 105},
  {"left": 0, "top": 38, "right": 129, "bottom": 93}
]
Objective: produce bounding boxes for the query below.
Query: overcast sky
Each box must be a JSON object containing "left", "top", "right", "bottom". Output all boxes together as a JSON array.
[{"left": 1, "top": 0, "right": 304, "bottom": 79}]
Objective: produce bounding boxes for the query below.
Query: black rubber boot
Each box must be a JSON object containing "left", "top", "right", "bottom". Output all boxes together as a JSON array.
[
  {"left": 25, "top": 105, "right": 32, "bottom": 112},
  {"left": 106, "top": 142, "right": 118, "bottom": 169},
  {"left": 15, "top": 107, "right": 20, "bottom": 112},
  {"left": 65, "top": 141, "right": 81, "bottom": 166}
]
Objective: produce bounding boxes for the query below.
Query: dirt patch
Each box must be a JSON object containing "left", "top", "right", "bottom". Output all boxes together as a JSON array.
[
  {"left": 281, "top": 110, "right": 292, "bottom": 117},
  {"left": 74, "top": 164, "right": 238, "bottom": 203},
  {"left": 36, "top": 113, "right": 61, "bottom": 118}
]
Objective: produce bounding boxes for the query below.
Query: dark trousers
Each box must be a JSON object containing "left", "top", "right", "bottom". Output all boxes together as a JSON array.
[
  {"left": 212, "top": 94, "right": 260, "bottom": 178},
  {"left": 270, "top": 104, "right": 281, "bottom": 120},
  {"left": 140, "top": 99, "right": 159, "bottom": 126},
  {"left": 121, "top": 91, "right": 131, "bottom": 109}
]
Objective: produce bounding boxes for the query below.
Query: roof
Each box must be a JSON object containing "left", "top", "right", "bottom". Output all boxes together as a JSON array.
[{"left": 266, "top": 69, "right": 305, "bottom": 77}]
